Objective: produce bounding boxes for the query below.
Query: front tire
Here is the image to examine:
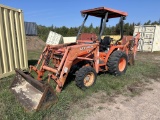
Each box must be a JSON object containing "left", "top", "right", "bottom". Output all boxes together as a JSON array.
[
  {"left": 75, "top": 66, "right": 97, "bottom": 89},
  {"left": 107, "top": 51, "right": 128, "bottom": 76}
]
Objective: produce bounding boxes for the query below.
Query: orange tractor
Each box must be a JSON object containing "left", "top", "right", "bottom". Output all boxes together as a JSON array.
[{"left": 10, "top": 7, "right": 140, "bottom": 111}]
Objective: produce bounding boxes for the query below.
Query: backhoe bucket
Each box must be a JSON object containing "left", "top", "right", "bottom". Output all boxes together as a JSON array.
[{"left": 10, "top": 68, "right": 58, "bottom": 111}]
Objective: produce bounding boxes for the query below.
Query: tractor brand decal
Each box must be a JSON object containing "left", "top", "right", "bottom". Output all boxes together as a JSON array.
[
  {"left": 80, "top": 46, "right": 93, "bottom": 50},
  {"left": 64, "top": 67, "right": 68, "bottom": 73}
]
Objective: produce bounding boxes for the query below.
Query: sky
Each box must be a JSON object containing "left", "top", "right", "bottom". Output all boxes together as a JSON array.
[{"left": 0, "top": 0, "right": 160, "bottom": 27}]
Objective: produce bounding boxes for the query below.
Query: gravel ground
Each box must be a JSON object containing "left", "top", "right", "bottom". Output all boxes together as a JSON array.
[{"left": 84, "top": 80, "right": 160, "bottom": 120}]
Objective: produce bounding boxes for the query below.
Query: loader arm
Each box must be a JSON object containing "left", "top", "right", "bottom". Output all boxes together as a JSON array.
[
  {"left": 52, "top": 43, "right": 99, "bottom": 92},
  {"left": 10, "top": 6, "right": 133, "bottom": 112}
]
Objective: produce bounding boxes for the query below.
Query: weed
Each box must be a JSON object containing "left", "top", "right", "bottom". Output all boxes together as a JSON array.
[{"left": 0, "top": 52, "right": 160, "bottom": 120}]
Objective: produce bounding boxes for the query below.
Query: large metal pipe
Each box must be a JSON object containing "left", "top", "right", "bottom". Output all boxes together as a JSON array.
[
  {"left": 98, "top": 12, "right": 108, "bottom": 42},
  {"left": 76, "top": 14, "right": 88, "bottom": 40},
  {"left": 99, "top": 18, "right": 103, "bottom": 36},
  {"left": 115, "top": 16, "right": 125, "bottom": 45}
]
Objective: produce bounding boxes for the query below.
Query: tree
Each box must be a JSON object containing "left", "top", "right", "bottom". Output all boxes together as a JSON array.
[
  {"left": 144, "top": 20, "right": 151, "bottom": 25},
  {"left": 37, "top": 19, "right": 160, "bottom": 42},
  {"left": 151, "top": 21, "right": 159, "bottom": 25},
  {"left": 88, "top": 23, "right": 94, "bottom": 33}
]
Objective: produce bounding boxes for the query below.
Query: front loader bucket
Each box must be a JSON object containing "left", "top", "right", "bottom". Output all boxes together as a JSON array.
[{"left": 10, "top": 68, "right": 58, "bottom": 111}]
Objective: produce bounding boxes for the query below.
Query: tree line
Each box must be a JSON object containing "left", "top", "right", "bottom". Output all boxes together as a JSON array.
[{"left": 37, "top": 19, "right": 160, "bottom": 41}]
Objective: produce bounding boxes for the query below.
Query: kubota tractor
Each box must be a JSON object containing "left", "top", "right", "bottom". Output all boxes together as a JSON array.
[{"left": 10, "top": 7, "right": 140, "bottom": 111}]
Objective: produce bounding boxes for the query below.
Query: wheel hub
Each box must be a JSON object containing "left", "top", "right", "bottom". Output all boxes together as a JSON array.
[
  {"left": 84, "top": 72, "right": 94, "bottom": 87},
  {"left": 118, "top": 58, "right": 126, "bottom": 72},
  {"left": 85, "top": 76, "right": 90, "bottom": 81}
]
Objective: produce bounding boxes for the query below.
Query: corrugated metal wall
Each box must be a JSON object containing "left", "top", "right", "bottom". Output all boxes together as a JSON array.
[
  {"left": 0, "top": 4, "right": 28, "bottom": 79},
  {"left": 134, "top": 25, "right": 160, "bottom": 52},
  {"left": 24, "top": 22, "right": 37, "bottom": 35}
]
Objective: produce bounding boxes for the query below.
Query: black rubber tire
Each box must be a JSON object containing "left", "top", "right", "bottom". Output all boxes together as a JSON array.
[
  {"left": 107, "top": 51, "right": 128, "bottom": 76},
  {"left": 75, "top": 66, "right": 97, "bottom": 89}
]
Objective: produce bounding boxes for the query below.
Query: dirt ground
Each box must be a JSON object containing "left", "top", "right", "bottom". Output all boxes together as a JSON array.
[
  {"left": 83, "top": 80, "right": 160, "bottom": 120},
  {"left": 26, "top": 36, "right": 45, "bottom": 50},
  {"left": 69, "top": 52, "right": 160, "bottom": 120}
]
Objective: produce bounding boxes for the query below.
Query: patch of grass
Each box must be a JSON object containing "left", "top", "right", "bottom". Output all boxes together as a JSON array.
[
  {"left": 27, "top": 51, "right": 41, "bottom": 66},
  {"left": 0, "top": 52, "right": 160, "bottom": 120},
  {"left": 97, "top": 106, "right": 106, "bottom": 111},
  {"left": 27, "top": 51, "right": 42, "bottom": 60}
]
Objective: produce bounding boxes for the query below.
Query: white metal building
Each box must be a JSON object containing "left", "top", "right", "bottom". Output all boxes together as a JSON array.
[{"left": 134, "top": 25, "right": 160, "bottom": 52}]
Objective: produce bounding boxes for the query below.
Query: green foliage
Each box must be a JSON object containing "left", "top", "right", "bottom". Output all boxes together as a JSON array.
[
  {"left": 38, "top": 19, "right": 160, "bottom": 42},
  {"left": 144, "top": 19, "right": 160, "bottom": 25},
  {"left": 37, "top": 25, "right": 53, "bottom": 42},
  {"left": 1, "top": 50, "right": 160, "bottom": 119}
]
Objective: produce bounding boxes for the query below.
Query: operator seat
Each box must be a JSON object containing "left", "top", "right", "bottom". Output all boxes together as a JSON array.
[{"left": 100, "top": 36, "right": 112, "bottom": 52}]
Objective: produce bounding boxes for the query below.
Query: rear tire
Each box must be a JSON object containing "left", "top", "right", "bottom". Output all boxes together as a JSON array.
[
  {"left": 75, "top": 66, "right": 97, "bottom": 89},
  {"left": 107, "top": 51, "right": 128, "bottom": 76}
]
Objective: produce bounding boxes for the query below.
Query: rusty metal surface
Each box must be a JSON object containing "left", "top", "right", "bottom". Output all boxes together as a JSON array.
[
  {"left": 128, "top": 52, "right": 135, "bottom": 65},
  {"left": 78, "top": 33, "right": 97, "bottom": 40},
  {"left": 10, "top": 70, "right": 58, "bottom": 111},
  {"left": 81, "top": 7, "right": 128, "bottom": 18},
  {"left": 14, "top": 68, "right": 44, "bottom": 92},
  {"left": 11, "top": 81, "right": 43, "bottom": 111},
  {"left": 121, "top": 36, "right": 133, "bottom": 45}
]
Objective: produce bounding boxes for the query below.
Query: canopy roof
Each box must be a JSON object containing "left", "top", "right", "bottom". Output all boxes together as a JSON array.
[{"left": 81, "top": 7, "right": 128, "bottom": 19}]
